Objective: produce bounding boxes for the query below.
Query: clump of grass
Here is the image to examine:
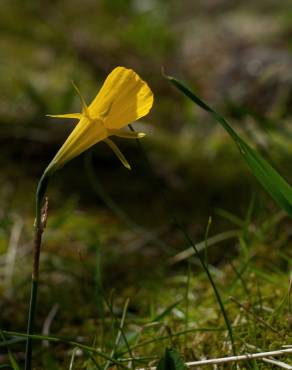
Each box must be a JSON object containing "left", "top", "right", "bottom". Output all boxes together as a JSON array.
[{"left": 0, "top": 190, "right": 291, "bottom": 368}]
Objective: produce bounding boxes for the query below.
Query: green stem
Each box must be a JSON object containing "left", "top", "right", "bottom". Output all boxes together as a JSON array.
[
  {"left": 25, "top": 174, "right": 49, "bottom": 370},
  {"left": 24, "top": 280, "right": 38, "bottom": 370}
]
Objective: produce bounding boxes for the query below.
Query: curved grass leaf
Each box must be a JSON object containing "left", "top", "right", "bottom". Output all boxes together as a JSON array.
[
  {"left": 152, "top": 299, "right": 183, "bottom": 322},
  {"left": 166, "top": 74, "right": 292, "bottom": 217}
]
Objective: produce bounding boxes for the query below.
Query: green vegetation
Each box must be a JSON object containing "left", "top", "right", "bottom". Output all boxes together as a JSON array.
[{"left": 1, "top": 0, "right": 292, "bottom": 369}]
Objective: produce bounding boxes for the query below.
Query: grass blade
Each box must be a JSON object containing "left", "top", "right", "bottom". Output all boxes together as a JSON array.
[
  {"left": 0, "top": 331, "right": 20, "bottom": 370},
  {"left": 166, "top": 74, "right": 292, "bottom": 217},
  {"left": 152, "top": 299, "right": 183, "bottom": 322},
  {"left": 129, "top": 124, "right": 236, "bottom": 355}
]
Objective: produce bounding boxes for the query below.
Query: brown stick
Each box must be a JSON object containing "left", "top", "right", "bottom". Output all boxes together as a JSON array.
[{"left": 32, "top": 197, "right": 48, "bottom": 280}]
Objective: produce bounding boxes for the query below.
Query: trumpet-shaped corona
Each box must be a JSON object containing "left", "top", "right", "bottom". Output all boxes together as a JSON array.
[{"left": 45, "top": 67, "right": 153, "bottom": 175}]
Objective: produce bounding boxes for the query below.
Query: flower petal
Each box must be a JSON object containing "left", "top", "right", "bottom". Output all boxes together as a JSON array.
[
  {"left": 108, "top": 129, "right": 146, "bottom": 139},
  {"left": 46, "top": 113, "right": 83, "bottom": 120},
  {"left": 71, "top": 81, "right": 90, "bottom": 117},
  {"left": 88, "top": 67, "right": 153, "bottom": 129},
  {"left": 103, "top": 138, "right": 131, "bottom": 170},
  {"left": 45, "top": 117, "right": 108, "bottom": 174}
]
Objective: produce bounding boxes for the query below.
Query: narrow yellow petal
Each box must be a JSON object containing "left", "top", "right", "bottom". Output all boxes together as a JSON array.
[
  {"left": 71, "top": 81, "right": 90, "bottom": 117},
  {"left": 108, "top": 129, "right": 146, "bottom": 139},
  {"left": 103, "top": 138, "right": 131, "bottom": 170},
  {"left": 88, "top": 67, "right": 153, "bottom": 129},
  {"left": 46, "top": 113, "right": 83, "bottom": 120}
]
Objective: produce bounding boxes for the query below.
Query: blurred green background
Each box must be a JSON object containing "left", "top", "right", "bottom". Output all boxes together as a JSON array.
[
  {"left": 1, "top": 0, "right": 292, "bottom": 367},
  {"left": 1, "top": 0, "right": 292, "bottom": 218}
]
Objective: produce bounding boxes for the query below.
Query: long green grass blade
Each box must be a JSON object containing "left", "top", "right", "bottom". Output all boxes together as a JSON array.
[
  {"left": 1, "top": 331, "right": 123, "bottom": 367},
  {"left": 166, "top": 74, "right": 292, "bottom": 217}
]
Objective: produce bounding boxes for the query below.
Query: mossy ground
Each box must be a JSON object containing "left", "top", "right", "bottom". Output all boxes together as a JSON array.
[{"left": 0, "top": 142, "right": 291, "bottom": 368}]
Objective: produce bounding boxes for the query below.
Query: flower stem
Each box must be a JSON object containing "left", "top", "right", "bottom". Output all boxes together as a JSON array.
[{"left": 25, "top": 174, "right": 49, "bottom": 370}]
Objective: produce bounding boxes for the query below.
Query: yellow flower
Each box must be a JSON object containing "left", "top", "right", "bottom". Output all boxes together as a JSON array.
[{"left": 44, "top": 66, "right": 153, "bottom": 175}]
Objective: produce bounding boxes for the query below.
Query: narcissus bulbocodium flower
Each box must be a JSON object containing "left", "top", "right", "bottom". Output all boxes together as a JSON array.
[{"left": 44, "top": 66, "right": 153, "bottom": 175}]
